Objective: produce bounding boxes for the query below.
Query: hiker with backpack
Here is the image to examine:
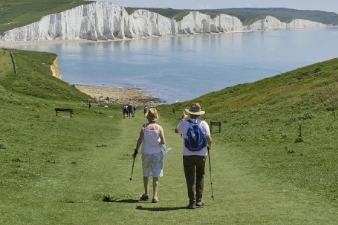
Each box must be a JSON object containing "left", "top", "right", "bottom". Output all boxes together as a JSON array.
[
  {"left": 133, "top": 108, "right": 166, "bottom": 203},
  {"left": 175, "top": 103, "right": 212, "bottom": 209}
]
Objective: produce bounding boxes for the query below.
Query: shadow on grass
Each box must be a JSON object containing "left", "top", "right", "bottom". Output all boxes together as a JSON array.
[
  {"left": 101, "top": 195, "right": 187, "bottom": 210},
  {"left": 136, "top": 206, "right": 186, "bottom": 211},
  {"left": 103, "top": 198, "right": 139, "bottom": 203}
]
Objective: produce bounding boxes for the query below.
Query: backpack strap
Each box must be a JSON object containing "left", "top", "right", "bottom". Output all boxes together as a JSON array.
[
  {"left": 188, "top": 119, "right": 201, "bottom": 125},
  {"left": 196, "top": 119, "right": 201, "bottom": 125}
]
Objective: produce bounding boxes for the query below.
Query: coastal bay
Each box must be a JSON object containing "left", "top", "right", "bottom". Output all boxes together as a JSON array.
[{"left": 5, "top": 28, "right": 338, "bottom": 104}]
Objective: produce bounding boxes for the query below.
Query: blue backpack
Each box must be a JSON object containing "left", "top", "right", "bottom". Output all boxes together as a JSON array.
[{"left": 184, "top": 119, "right": 207, "bottom": 151}]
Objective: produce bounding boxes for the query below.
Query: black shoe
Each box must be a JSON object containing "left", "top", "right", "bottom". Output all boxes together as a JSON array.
[
  {"left": 186, "top": 201, "right": 196, "bottom": 209},
  {"left": 139, "top": 194, "right": 149, "bottom": 201}
]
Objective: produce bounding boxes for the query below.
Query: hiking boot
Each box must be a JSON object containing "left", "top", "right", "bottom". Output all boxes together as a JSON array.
[
  {"left": 186, "top": 201, "right": 196, "bottom": 209},
  {"left": 139, "top": 194, "right": 149, "bottom": 201},
  {"left": 152, "top": 197, "right": 159, "bottom": 203},
  {"left": 196, "top": 201, "right": 204, "bottom": 207}
]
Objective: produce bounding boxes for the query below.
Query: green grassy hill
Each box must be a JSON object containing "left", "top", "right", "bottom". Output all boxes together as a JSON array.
[
  {"left": 158, "top": 58, "right": 338, "bottom": 203},
  {"left": 0, "top": 48, "right": 89, "bottom": 100},
  {"left": 0, "top": 50, "right": 337, "bottom": 224}
]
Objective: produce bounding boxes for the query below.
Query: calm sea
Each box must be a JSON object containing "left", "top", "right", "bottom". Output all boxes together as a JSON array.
[{"left": 15, "top": 28, "right": 338, "bottom": 104}]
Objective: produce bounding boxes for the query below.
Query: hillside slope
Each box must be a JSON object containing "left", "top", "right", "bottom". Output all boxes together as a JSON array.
[
  {"left": 199, "top": 58, "right": 338, "bottom": 112},
  {"left": 0, "top": 48, "right": 90, "bottom": 100},
  {"left": 158, "top": 58, "right": 338, "bottom": 203}
]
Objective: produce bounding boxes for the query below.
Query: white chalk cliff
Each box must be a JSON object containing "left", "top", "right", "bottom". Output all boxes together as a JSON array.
[
  {"left": 0, "top": 1, "right": 326, "bottom": 42},
  {"left": 247, "top": 16, "right": 326, "bottom": 31}
]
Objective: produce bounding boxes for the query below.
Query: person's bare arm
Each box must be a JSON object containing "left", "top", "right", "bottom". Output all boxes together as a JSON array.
[
  {"left": 206, "top": 135, "right": 212, "bottom": 149},
  {"left": 159, "top": 126, "right": 166, "bottom": 145},
  {"left": 134, "top": 127, "right": 144, "bottom": 158},
  {"left": 175, "top": 112, "right": 188, "bottom": 133}
]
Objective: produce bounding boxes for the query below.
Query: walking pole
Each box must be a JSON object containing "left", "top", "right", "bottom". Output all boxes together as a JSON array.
[
  {"left": 130, "top": 149, "right": 138, "bottom": 181},
  {"left": 207, "top": 147, "right": 215, "bottom": 199}
]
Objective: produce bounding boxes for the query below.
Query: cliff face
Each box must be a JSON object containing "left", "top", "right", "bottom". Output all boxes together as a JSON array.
[
  {"left": 287, "top": 19, "right": 327, "bottom": 28},
  {"left": 175, "top": 11, "right": 243, "bottom": 34},
  {"left": 248, "top": 16, "right": 287, "bottom": 31},
  {"left": 211, "top": 14, "right": 243, "bottom": 33},
  {"left": 248, "top": 16, "right": 326, "bottom": 31},
  {"left": 0, "top": 2, "right": 326, "bottom": 42},
  {"left": 127, "top": 9, "right": 174, "bottom": 38}
]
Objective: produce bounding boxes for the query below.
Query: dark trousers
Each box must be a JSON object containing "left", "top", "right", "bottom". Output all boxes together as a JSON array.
[{"left": 183, "top": 155, "right": 206, "bottom": 203}]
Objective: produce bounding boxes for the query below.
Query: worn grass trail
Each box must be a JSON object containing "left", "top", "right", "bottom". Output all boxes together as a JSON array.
[
  {"left": 1, "top": 107, "right": 337, "bottom": 224},
  {"left": 113, "top": 112, "right": 337, "bottom": 225}
]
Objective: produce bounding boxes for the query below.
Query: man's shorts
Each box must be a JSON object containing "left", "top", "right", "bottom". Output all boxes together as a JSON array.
[{"left": 142, "top": 152, "right": 163, "bottom": 177}]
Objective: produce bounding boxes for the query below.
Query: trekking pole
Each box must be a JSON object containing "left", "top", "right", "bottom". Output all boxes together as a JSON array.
[
  {"left": 207, "top": 147, "right": 215, "bottom": 200},
  {"left": 130, "top": 149, "right": 138, "bottom": 181},
  {"left": 130, "top": 157, "right": 135, "bottom": 181}
]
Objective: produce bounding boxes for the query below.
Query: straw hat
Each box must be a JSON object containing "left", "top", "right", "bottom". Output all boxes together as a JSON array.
[
  {"left": 146, "top": 108, "right": 160, "bottom": 121},
  {"left": 185, "top": 103, "right": 205, "bottom": 115}
]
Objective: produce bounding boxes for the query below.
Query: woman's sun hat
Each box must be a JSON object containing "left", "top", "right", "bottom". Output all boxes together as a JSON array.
[
  {"left": 146, "top": 108, "right": 160, "bottom": 121},
  {"left": 185, "top": 103, "right": 205, "bottom": 115}
]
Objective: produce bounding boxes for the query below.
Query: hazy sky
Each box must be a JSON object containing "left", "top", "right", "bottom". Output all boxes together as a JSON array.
[{"left": 94, "top": 0, "right": 338, "bottom": 13}]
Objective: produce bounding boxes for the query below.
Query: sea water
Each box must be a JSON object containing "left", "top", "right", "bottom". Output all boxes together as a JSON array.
[{"left": 15, "top": 28, "right": 338, "bottom": 103}]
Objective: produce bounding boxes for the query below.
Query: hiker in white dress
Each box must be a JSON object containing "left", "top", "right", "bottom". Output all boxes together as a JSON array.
[{"left": 134, "top": 108, "right": 166, "bottom": 203}]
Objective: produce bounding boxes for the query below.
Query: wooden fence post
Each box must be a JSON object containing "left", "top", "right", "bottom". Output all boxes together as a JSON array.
[
  {"left": 210, "top": 121, "right": 221, "bottom": 133},
  {"left": 10, "top": 52, "right": 18, "bottom": 74}
]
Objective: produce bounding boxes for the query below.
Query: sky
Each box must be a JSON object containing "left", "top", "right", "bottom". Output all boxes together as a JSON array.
[{"left": 94, "top": 0, "right": 338, "bottom": 13}]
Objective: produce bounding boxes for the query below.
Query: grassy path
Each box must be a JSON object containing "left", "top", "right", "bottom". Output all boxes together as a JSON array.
[{"left": 1, "top": 107, "right": 337, "bottom": 224}]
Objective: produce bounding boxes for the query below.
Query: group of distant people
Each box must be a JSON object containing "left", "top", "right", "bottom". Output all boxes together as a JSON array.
[
  {"left": 123, "top": 103, "right": 135, "bottom": 118},
  {"left": 122, "top": 104, "right": 149, "bottom": 119}
]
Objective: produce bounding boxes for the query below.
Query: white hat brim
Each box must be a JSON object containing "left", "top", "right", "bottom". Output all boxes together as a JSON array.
[{"left": 185, "top": 109, "right": 205, "bottom": 115}]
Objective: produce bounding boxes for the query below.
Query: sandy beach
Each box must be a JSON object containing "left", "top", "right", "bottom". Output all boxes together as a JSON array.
[{"left": 74, "top": 84, "right": 163, "bottom": 106}]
